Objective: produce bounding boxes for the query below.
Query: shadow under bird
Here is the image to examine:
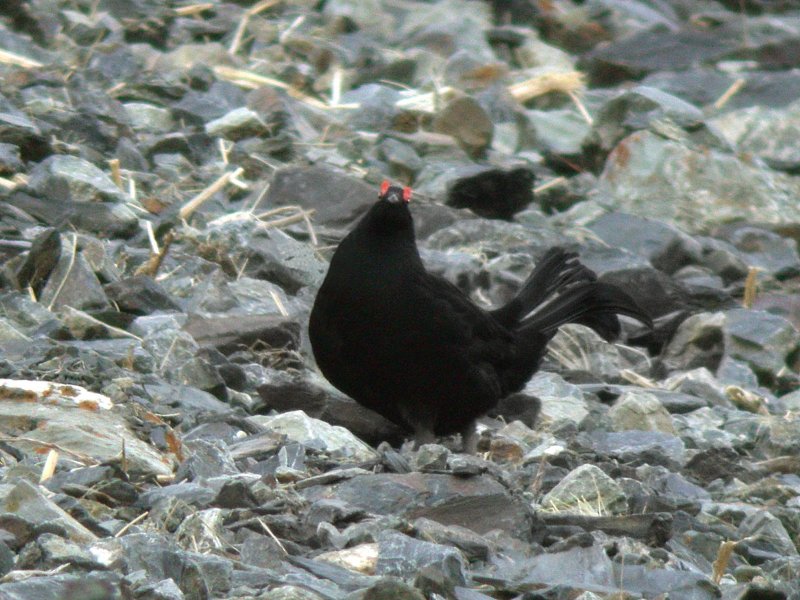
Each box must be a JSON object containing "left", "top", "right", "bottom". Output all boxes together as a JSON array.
[{"left": 309, "top": 181, "right": 652, "bottom": 452}]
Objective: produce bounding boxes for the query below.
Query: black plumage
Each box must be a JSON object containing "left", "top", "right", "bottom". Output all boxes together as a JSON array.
[{"left": 309, "top": 182, "right": 652, "bottom": 451}]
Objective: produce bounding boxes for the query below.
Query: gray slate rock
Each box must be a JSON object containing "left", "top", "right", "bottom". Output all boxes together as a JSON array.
[
  {"left": 584, "top": 85, "right": 709, "bottom": 168},
  {"left": 585, "top": 430, "right": 686, "bottom": 468},
  {"left": 599, "top": 130, "right": 800, "bottom": 231},
  {"left": 301, "top": 473, "right": 535, "bottom": 541},
  {"left": 540, "top": 463, "right": 628, "bottom": 515},
  {"left": 264, "top": 166, "right": 376, "bottom": 229},
  {"left": 27, "top": 155, "right": 127, "bottom": 204},
  {"left": 105, "top": 275, "right": 182, "bottom": 315},
  {"left": 0, "top": 572, "right": 123, "bottom": 600},
  {"left": 581, "top": 27, "right": 736, "bottom": 85},
  {"left": 662, "top": 309, "right": 800, "bottom": 380},
  {"left": 376, "top": 530, "right": 465, "bottom": 583}
]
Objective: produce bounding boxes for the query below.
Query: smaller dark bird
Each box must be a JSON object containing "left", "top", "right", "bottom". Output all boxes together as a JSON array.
[{"left": 309, "top": 182, "right": 652, "bottom": 452}]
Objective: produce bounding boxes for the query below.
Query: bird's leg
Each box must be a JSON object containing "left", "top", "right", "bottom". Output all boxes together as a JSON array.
[
  {"left": 460, "top": 421, "right": 479, "bottom": 454},
  {"left": 412, "top": 427, "right": 436, "bottom": 449},
  {"left": 398, "top": 405, "right": 437, "bottom": 450}
]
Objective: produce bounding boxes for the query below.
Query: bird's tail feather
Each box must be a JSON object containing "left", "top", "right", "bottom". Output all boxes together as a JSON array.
[
  {"left": 518, "top": 281, "right": 653, "bottom": 341},
  {"left": 491, "top": 247, "right": 597, "bottom": 327}
]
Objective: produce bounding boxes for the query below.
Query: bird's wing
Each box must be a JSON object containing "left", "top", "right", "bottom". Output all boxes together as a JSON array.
[{"left": 411, "top": 272, "right": 515, "bottom": 363}]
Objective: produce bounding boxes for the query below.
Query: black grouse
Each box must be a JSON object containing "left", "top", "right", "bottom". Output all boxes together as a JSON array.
[{"left": 309, "top": 182, "right": 652, "bottom": 452}]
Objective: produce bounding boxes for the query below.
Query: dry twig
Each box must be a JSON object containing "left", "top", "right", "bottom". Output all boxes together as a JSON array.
[
  {"left": 742, "top": 266, "right": 760, "bottom": 308},
  {"left": 39, "top": 450, "right": 59, "bottom": 483},
  {"left": 108, "top": 158, "right": 123, "bottom": 190},
  {"left": 712, "top": 540, "right": 737, "bottom": 583},
  {"left": 174, "top": 3, "right": 214, "bottom": 16},
  {"left": 214, "top": 66, "right": 331, "bottom": 109},
  {"left": 0, "top": 48, "right": 43, "bottom": 68},
  {"left": 714, "top": 78, "right": 746, "bottom": 110},
  {"left": 0, "top": 436, "right": 98, "bottom": 465},
  {"left": 229, "top": 0, "right": 282, "bottom": 55},
  {"left": 135, "top": 230, "right": 174, "bottom": 278},
  {"left": 508, "top": 71, "right": 585, "bottom": 103},
  {"left": 114, "top": 511, "right": 150, "bottom": 538},
  {"left": 179, "top": 167, "right": 244, "bottom": 220},
  {"left": 534, "top": 177, "right": 566, "bottom": 194}
]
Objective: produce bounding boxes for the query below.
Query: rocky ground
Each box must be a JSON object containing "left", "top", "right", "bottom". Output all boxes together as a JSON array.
[{"left": 1, "top": 0, "right": 800, "bottom": 598}]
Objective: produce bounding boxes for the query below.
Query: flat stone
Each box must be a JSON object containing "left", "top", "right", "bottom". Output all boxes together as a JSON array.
[
  {"left": 599, "top": 130, "right": 800, "bottom": 231},
  {"left": 586, "top": 430, "right": 686, "bottom": 468},
  {"left": 39, "top": 250, "right": 110, "bottom": 311},
  {"left": 433, "top": 96, "right": 493, "bottom": 158},
  {"left": 376, "top": 530, "right": 465, "bottom": 583},
  {"left": 27, "top": 155, "right": 127, "bottom": 204},
  {"left": 609, "top": 391, "right": 675, "bottom": 433},
  {"left": 541, "top": 464, "right": 628, "bottom": 515},
  {"left": 0, "top": 379, "right": 174, "bottom": 477},
  {"left": 264, "top": 166, "right": 375, "bottom": 229},
  {"left": 183, "top": 314, "right": 299, "bottom": 355},
  {"left": 0, "top": 480, "right": 96, "bottom": 544},
  {"left": 523, "top": 372, "right": 588, "bottom": 425},
  {"left": 123, "top": 102, "right": 174, "bottom": 133},
  {"left": 205, "top": 107, "right": 270, "bottom": 141},
  {"left": 301, "top": 472, "right": 535, "bottom": 540},
  {"left": 251, "top": 411, "right": 378, "bottom": 462}
]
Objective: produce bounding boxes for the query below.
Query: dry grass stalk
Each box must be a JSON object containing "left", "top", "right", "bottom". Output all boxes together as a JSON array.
[
  {"left": 214, "top": 65, "right": 330, "bottom": 109},
  {"left": 528, "top": 454, "right": 548, "bottom": 498},
  {"left": 179, "top": 167, "right": 244, "bottom": 220},
  {"left": 742, "top": 266, "right": 759, "bottom": 308},
  {"left": 0, "top": 48, "right": 43, "bottom": 68},
  {"left": 330, "top": 67, "right": 343, "bottom": 106},
  {"left": 619, "top": 369, "right": 658, "bottom": 388},
  {"left": 258, "top": 211, "right": 312, "bottom": 229},
  {"left": 568, "top": 90, "right": 593, "bottom": 125},
  {"left": 39, "top": 450, "right": 59, "bottom": 483},
  {"left": 258, "top": 518, "right": 288, "bottom": 554},
  {"left": 269, "top": 289, "right": 288, "bottom": 317},
  {"left": 508, "top": 71, "right": 585, "bottom": 103},
  {"left": 0, "top": 176, "right": 18, "bottom": 191},
  {"left": 0, "top": 436, "right": 98, "bottom": 465},
  {"left": 218, "top": 138, "right": 231, "bottom": 165},
  {"left": 255, "top": 205, "right": 316, "bottom": 228},
  {"left": 47, "top": 234, "right": 78, "bottom": 311},
  {"left": 145, "top": 220, "right": 160, "bottom": 255},
  {"left": 114, "top": 511, "right": 150, "bottom": 538},
  {"left": 533, "top": 176, "right": 566, "bottom": 194},
  {"left": 64, "top": 305, "right": 144, "bottom": 341},
  {"left": 173, "top": 3, "right": 214, "bottom": 16},
  {"left": 395, "top": 86, "right": 457, "bottom": 113},
  {"left": 135, "top": 230, "right": 175, "bottom": 278},
  {"left": 121, "top": 438, "right": 128, "bottom": 475},
  {"left": 108, "top": 158, "right": 123, "bottom": 190},
  {"left": 0, "top": 564, "right": 70, "bottom": 584},
  {"left": 229, "top": 0, "right": 282, "bottom": 55},
  {"left": 712, "top": 540, "right": 737, "bottom": 583},
  {"left": 713, "top": 78, "right": 746, "bottom": 110},
  {"left": 301, "top": 209, "right": 318, "bottom": 246},
  {"left": 0, "top": 239, "right": 31, "bottom": 248},
  {"left": 725, "top": 385, "right": 767, "bottom": 414}
]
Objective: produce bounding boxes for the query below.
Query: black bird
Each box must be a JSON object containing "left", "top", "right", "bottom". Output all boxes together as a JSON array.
[{"left": 309, "top": 182, "right": 652, "bottom": 452}]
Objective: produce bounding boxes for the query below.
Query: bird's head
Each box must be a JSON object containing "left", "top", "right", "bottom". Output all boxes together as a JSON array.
[
  {"left": 361, "top": 180, "right": 414, "bottom": 237},
  {"left": 378, "top": 180, "right": 412, "bottom": 205}
]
